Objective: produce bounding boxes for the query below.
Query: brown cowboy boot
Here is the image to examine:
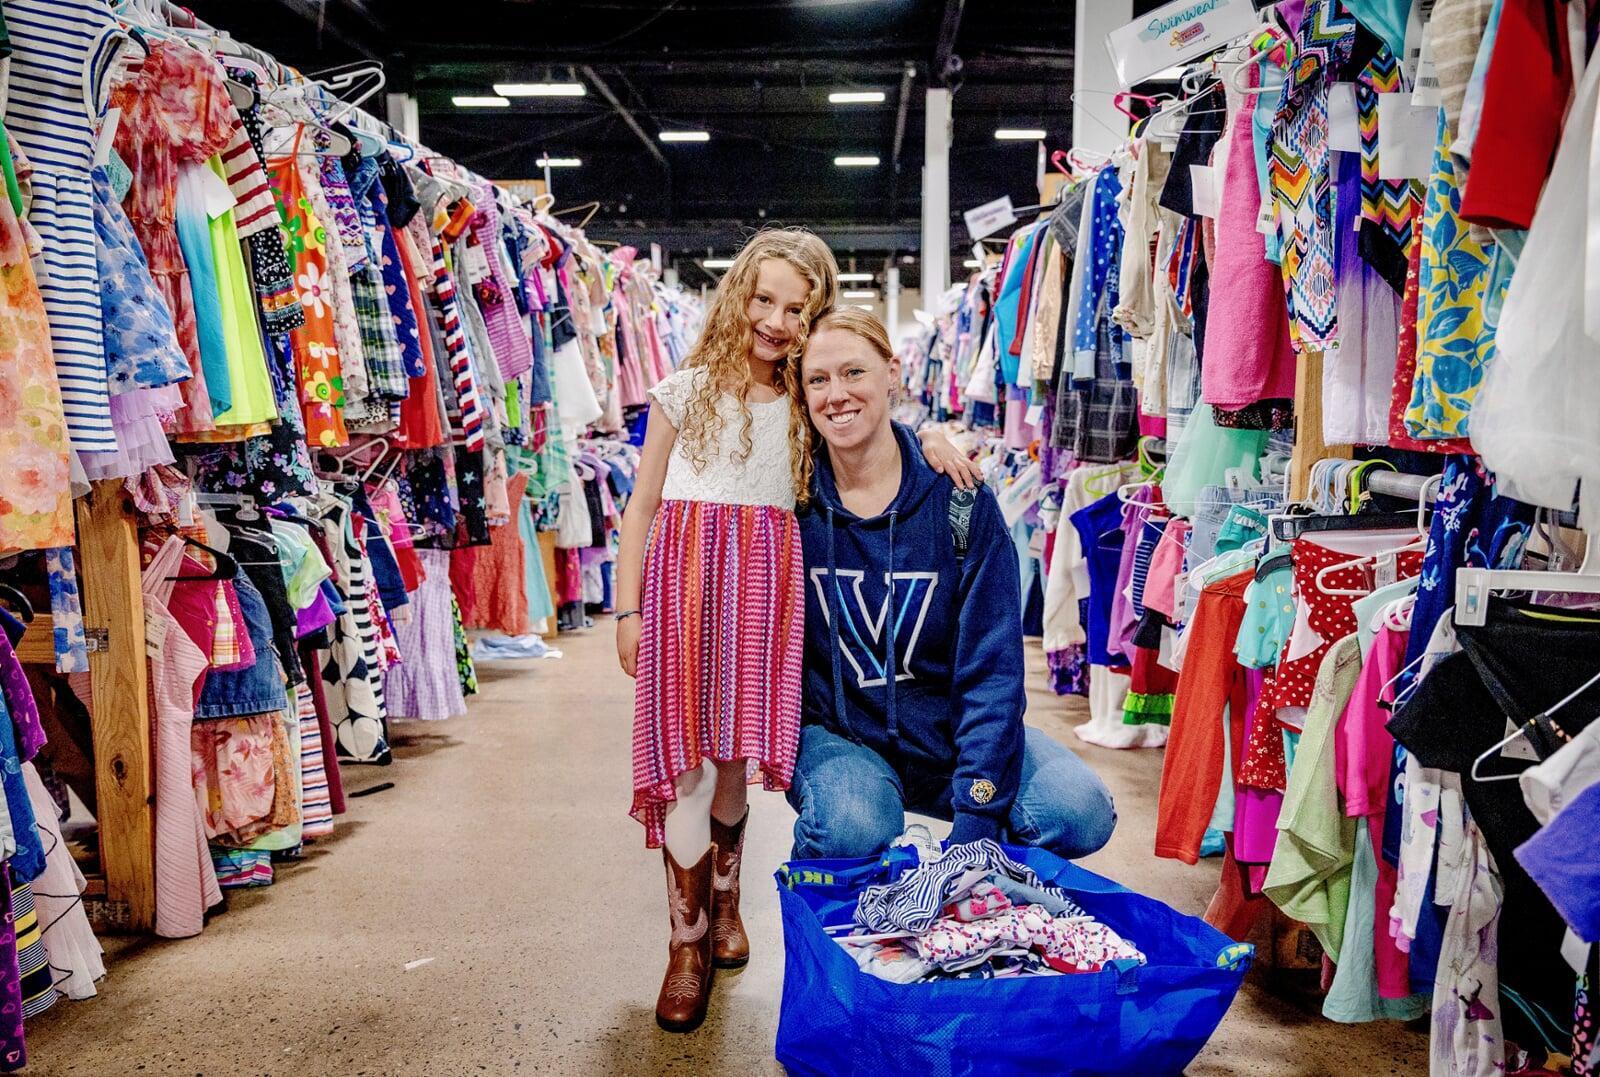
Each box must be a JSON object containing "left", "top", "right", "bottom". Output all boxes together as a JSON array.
[
  {"left": 709, "top": 811, "right": 750, "bottom": 969},
  {"left": 656, "top": 846, "right": 715, "bottom": 1033}
]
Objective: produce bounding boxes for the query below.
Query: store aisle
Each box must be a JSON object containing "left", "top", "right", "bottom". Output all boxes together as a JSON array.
[{"left": 24, "top": 623, "right": 1427, "bottom": 1076}]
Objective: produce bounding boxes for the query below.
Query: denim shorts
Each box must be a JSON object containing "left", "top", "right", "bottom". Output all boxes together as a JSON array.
[{"left": 195, "top": 571, "right": 290, "bottom": 719}]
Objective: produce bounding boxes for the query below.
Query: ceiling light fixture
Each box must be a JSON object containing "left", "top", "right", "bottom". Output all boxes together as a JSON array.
[
  {"left": 658, "top": 130, "right": 710, "bottom": 142},
  {"left": 829, "top": 91, "right": 886, "bottom": 104},
  {"left": 963, "top": 259, "right": 983, "bottom": 268},
  {"left": 702, "top": 258, "right": 735, "bottom": 270},
  {"left": 842, "top": 289, "right": 878, "bottom": 299},
  {"left": 851, "top": 303, "right": 875, "bottom": 311},
  {"left": 834, "top": 155, "right": 881, "bottom": 167},
  {"left": 837, "top": 272, "right": 875, "bottom": 282},
  {"left": 994, "top": 128, "right": 1048, "bottom": 140},
  {"left": 536, "top": 156, "right": 582, "bottom": 168},
  {"left": 453, "top": 95, "right": 510, "bottom": 108},
  {"left": 494, "top": 82, "right": 586, "bottom": 97}
]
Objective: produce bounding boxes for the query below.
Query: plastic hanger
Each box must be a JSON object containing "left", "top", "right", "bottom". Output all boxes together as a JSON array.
[
  {"left": 0, "top": 584, "right": 34, "bottom": 625},
  {"left": 166, "top": 534, "right": 240, "bottom": 581},
  {"left": 1455, "top": 530, "right": 1600, "bottom": 626},
  {"left": 1469, "top": 668, "right": 1593, "bottom": 783}
]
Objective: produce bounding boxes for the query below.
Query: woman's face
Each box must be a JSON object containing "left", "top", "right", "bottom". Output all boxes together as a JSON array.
[
  {"left": 801, "top": 327, "right": 899, "bottom": 453},
  {"left": 745, "top": 258, "right": 811, "bottom": 365}
]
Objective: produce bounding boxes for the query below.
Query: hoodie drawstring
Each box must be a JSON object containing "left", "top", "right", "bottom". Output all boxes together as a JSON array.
[
  {"left": 885, "top": 510, "right": 899, "bottom": 741},
  {"left": 825, "top": 507, "right": 850, "bottom": 733}
]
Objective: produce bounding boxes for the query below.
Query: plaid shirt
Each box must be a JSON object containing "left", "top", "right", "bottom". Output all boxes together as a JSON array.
[{"left": 1052, "top": 310, "right": 1138, "bottom": 464}]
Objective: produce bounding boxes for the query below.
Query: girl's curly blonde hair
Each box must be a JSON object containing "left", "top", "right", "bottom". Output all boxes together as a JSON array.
[{"left": 676, "top": 228, "right": 838, "bottom": 505}]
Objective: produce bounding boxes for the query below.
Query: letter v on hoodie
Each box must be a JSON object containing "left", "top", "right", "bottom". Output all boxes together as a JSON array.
[{"left": 799, "top": 421, "right": 1026, "bottom": 845}]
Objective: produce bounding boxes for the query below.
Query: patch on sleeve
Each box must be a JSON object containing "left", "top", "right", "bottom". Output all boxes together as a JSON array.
[{"left": 969, "top": 779, "right": 996, "bottom": 806}]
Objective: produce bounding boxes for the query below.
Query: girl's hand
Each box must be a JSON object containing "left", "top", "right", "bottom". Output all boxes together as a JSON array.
[
  {"left": 918, "top": 429, "right": 983, "bottom": 490},
  {"left": 617, "top": 615, "right": 642, "bottom": 678}
]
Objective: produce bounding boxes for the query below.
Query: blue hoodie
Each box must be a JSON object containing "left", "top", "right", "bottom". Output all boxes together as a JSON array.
[{"left": 798, "top": 422, "right": 1026, "bottom": 844}]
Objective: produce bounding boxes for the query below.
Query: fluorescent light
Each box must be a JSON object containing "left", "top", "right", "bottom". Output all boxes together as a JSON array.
[
  {"left": 658, "top": 130, "right": 710, "bottom": 142},
  {"left": 994, "top": 128, "right": 1047, "bottom": 140},
  {"left": 495, "top": 82, "right": 586, "bottom": 97},
  {"left": 829, "top": 90, "right": 886, "bottom": 104},
  {"left": 834, "top": 155, "right": 880, "bottom": 167},
  {"left": 702, "top": 258, "right": 735, "bottom": 269},
  {"left": 837, "top": 272, "right": 875, "bottom": 282},
  {"left": 842, "top": 289, "right": 877, "bottom": 299},
  {"left": 851, "top": 303, "right": 875, "bottom": 310},
  {"left": 536, "top": 156, "right": 582, "bottom": 168},
  {"left": 963, "top": 259, "right": 983, "bottom": 268},
  {"left": 454, "top": 96, "right": 509, "bottom": 108}
]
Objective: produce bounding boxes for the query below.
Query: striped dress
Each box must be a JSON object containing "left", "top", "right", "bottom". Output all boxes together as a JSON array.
[
  {"left": 630, "top": 367, "right": 805, "bottom": 848},
  {"left": 1, "top": 0, "right": 124, "bottom": 452}
]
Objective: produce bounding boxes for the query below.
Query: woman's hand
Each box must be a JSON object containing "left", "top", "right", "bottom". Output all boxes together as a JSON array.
[
  {"left": 917, "top": 429, "right": 983, "bottom": 490},
  {"left": 617, "top": 615, "right": 642, "bottom": 678}
]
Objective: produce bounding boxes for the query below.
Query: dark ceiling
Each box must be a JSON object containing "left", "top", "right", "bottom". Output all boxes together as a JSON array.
[{"left": 179, "top": 1, "right": 1156, "bottom": 289}]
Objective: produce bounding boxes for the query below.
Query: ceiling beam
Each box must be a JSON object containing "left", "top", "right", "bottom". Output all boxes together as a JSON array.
[
  {"left": 887, "top": 64, "right": 915, "bottom": 220},
  {"left": 578, "top": 65, "right": 670, "bottom": 170},
  {"left": 932, "top": 0, "right": 966, "bottom": 88},
  {"left": 272, "top": 0, "right": 382, "bottom": 61},
  {"left": 587, "top": 220, "right": 922, "bottom": 253}
]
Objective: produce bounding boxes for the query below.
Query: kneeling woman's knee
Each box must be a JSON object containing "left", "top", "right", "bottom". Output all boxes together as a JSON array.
[{"left": 795, "top": 794, "right": 902, "bottom": 860}]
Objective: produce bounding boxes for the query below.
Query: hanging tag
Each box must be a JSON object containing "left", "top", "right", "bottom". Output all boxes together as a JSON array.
[
  {"left": 1411, "top": 35, "right": 1442, "bottom": 107},
  {"left": 1328, "top": 85, "right": 1363, "bottom": 152},
  {"left": 200, "top": 166, "right": 235, "bottom": 220},
  {"left": 1497, "top": 717, "right": 1541, "bottom": 763},
  {"left": 1377, "top": 94, "right": 1438, "bottom": 179},
  {"left": 1374, "top": 551, "right": 1397, "bottom": 589},
  {"left": 144, "top": 607, "right": 168, "bottom": 660},
  {"left": 1023, "top": 402, "right": 1044, "bottom": 426},
  {"left": 93, "top": 107, "right": 122, "bottom": 168},
  {"left": 1224, "top": 467, "right": 1247, "bottom": 493},
  {"left": 1190, "top": 165, "right": 1220, "bottom": 218},
  {"left": 1255, "top": 196, "right": 1277, "bottom": 237},
  {"left": 463, "top": 237, "right": 493, "bottom": 284}
]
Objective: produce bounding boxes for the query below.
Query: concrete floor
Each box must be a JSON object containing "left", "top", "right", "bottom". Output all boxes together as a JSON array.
[{"left": 22, "top": 625, "right": 1428, "bottom": 1076}]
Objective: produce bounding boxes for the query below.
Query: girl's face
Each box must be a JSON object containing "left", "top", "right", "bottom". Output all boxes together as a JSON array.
[
  {"left": 745, "top": 258, "right": 811, "bottom": 366},
  {"left": 801, "top": 327, "right": 898, "bottom": 453}
]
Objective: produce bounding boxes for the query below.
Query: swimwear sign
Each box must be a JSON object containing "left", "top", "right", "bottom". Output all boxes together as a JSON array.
[{"left": 1104, "top": 0, "right": 1260, "bottom": 88}]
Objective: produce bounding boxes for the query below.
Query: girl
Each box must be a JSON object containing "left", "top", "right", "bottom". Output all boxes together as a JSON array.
[{"left": 616, "top": 229, "right": 975, "bottom": 1032}]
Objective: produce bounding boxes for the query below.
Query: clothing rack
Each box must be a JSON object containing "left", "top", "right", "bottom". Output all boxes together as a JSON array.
[{"left": 16, "top": 483, "right": 155, "bottom": 933}]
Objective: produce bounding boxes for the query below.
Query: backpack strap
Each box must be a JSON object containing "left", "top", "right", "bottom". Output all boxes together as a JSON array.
[{"left": 948, "top": 487, "right": 977, "bottom": 559}]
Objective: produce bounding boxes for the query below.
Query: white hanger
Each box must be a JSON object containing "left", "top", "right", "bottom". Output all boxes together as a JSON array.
[
  {"left": 1456, "top": 530, "right": 1600, "bottom": 626},
  {"left": 1469, "top": 666, "right": 1598, "bottom": 783}
]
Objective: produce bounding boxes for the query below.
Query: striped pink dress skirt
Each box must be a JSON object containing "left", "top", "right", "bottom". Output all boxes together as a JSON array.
[{"left": 630, "top": 499, "right": 805, "bottom": 847}]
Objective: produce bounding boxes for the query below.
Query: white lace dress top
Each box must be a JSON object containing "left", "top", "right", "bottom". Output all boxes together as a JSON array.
[{"left": 649, "top": 366, "right": 798, "bottom": 510}]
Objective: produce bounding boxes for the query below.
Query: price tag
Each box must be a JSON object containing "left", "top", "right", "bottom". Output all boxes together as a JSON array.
[
  {"left": 145, "top": 607, "right": 168, "bottom": 660},
  {"left": 463, "top": 237, "right": 493, "bottom": 284},
  {"left": 1023, "top": 402, "right": 1044, "bottom": 426},
  {"left": 1328, "top": 84, "right": 1363, "bottom": 152},
  {"left": 1497, "top": 717, "right": 1540, "bottom": 763},
  {"left": 1377, "top": 94, "right": 1439, "bottom": 179},
  {"left": 1374, "top": 551, "right": 1397, "bottom": 589},
  {"left": 1190, "top": 164, "right": 1220, "bottom": 218},
  {"left": 1256, "top": 196, "right": 1277, "bottom": 237}
]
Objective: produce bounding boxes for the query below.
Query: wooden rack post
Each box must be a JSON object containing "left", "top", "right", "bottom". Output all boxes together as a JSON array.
[
  {"left": 1287, "top": 350, "right": 1352, "bottom": 502},
  {"left": 16, "top": 480, "right": 155, "bottom": 933}
]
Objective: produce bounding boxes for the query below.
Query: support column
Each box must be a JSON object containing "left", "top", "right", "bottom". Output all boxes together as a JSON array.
[
  {"left": 886, "top": 264, "right": 902, "bottom": 344},
  {"left": 385, "top": 92, "right": 420, "bottom": 141},
  {"left": 921, "top": 87, "right": 952, "bottom": 300},
  {"left": 1072, "top": 0, "right": 1134, "bottom": 156}
]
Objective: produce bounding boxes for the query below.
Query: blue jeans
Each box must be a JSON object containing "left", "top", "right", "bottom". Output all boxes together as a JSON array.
[{"left": 786, "top": 724, "right": 1117, "bottom": 862}]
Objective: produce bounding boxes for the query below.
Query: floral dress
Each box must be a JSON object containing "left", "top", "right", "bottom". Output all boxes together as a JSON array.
[
  {"left": 0, "top": 130, "right": 73, "bottom": 552},
  {"left": 266, "top": 131, "right": 348, "bottom": 448},
  {"left": 110, "top": 39, "right": 242, "bottom": 435}
]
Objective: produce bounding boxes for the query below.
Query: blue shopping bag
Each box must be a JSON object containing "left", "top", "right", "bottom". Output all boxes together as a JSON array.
[{"left": 774, "top": 844, "right": 1253, "bottom": 1077}]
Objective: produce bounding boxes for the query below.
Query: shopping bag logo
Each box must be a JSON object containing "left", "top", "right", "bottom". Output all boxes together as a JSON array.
[{"left": 809, "top": 570, "right": 939, "bottom": 688}]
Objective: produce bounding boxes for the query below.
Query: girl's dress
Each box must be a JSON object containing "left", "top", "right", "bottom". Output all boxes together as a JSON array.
[{"left": 630, "top": 367, "right": 804, "bottom": 848}]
